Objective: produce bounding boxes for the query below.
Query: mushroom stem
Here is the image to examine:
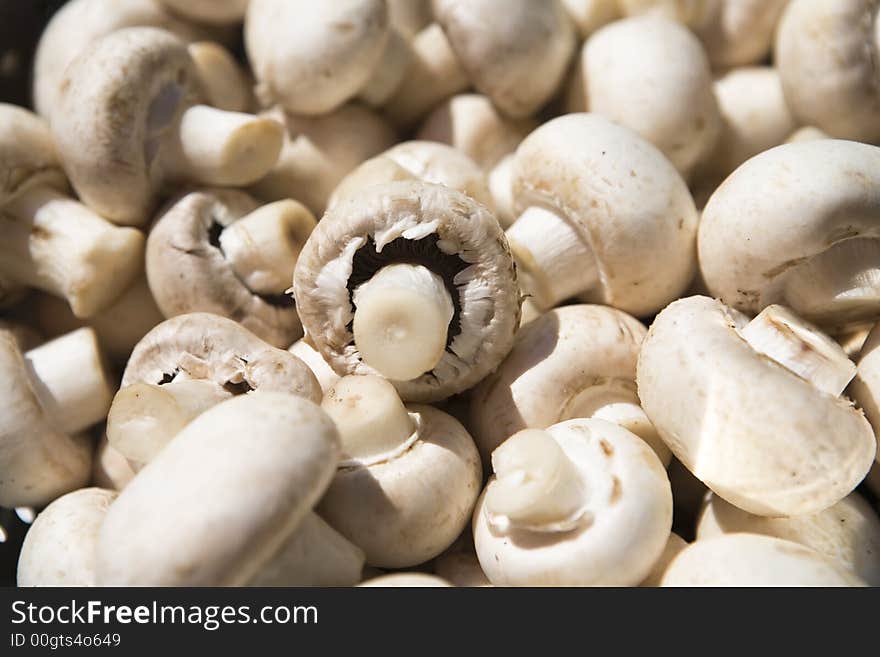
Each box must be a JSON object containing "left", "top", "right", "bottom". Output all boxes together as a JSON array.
[
  {"left": 782, "top": 238, "right": 880, "bottom": 328},
  {"left": 0, "top": 185, "right": 145, "bottom": 318},
  {"left": 740, "top": 305, "right": 857, "bottom": 397},
  {"left": 359, "top": 30, "right": 412, "bottom": 107},
  {"left": 106, "top": 379, "right": 232, "bottom": 467},
  {"left": 188, "top": 42, "right": 253, "bottom": 113},
  {"left": 321, "top": 375, "right": 415, "bottom": 465},
  {"left": 352, "top": 264, "right": 454, "bottom": 380},
  {"left": 505, "top": 206, "right": 599, "bottom": 310},
  {"left": 24, "top": 328, "right": 113, "bottom": 435},
  {"left": 168, "top": 105, "right": 284, "bottom": 187},
  {"left": 486, "top": 429, "right": 586, "bottom": 532},
  {"left": 218, "top": 200, "right": 316, "bottom": 295}
]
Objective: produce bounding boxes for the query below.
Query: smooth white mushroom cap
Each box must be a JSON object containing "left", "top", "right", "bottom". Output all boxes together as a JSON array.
[
  {"left": 640, "top": 533, "right": 688, "bottom": 587},
  {"left": 359, "top": 573, "right": 452, "bottom": 587}
]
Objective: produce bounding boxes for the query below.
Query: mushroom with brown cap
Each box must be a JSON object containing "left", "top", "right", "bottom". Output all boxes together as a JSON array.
[
  {"left": 474, "top": 419, "right": 673, "bottom": 586},
  {"left": 470, "top": 305, "right": 670, "bottom": 466},
  {"left": 293, "top": 181, "right": 520, "bottom": 401},
  {"left": 432, "top": 0, "right": 575, "bottom": 119},
  {"left": 317, "top": 374, "right": 482, "bottom": 568},
  {"left": 0, "top": 104, "right": 144, "bottom": 318},
  {"left": 51, "top": 27, "right": 284, "bottom": 227},
  {"left": 505, "top": 113, "right": 698, "bottom": 316},
  {"left": 146, "top": 189, "right": 315, "bottom": 348},
  {"left": 0, "top": 327, "right": 113, "bottom": 508},
  {"left": 17, "top": 487, "right": 117, "bottom": 587},
  {"left": 637, "top": 297, "right": 877, "bottom": 516},
  {"left": 157, "top": 0, "right": 249, "bottom": 25},
  {"left": 661, "top": 534, "right": 866, "bottom": 587},
  {"left": 699, "top": 140, "right": 880, "bottom": 331}
]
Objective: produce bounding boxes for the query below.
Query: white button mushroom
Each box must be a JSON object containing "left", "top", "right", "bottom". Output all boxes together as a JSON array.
[
  {"left": 156, "top": 0, "right": 249, "bottom": 25},
  {"left": 474, "top": 419, "right": 673, "bottom": 586},
  {"left": 17, "top": 488, "right": 117, "bottom": 587},
  {"left": 359, "top": 573, "right": 453, "bottom": 587},
  {"left": 505, "top": 113, "right": 699, "bottom": 316},
  {"left": 637, "top": 297, "right": 876, "bottom": 516},
  {"left": 318, "top": 375, "right": 482, "bottom": 568},
  {"left": 640, "top": 533, "right": 689, "bottom": 587},
  {"left": 186, "top": 41, "right": 253, "bottom": 112},
  {"left": 51, "top": 27, "right": 284, "bottom": 227},
  {"left": 433, "top": 535, "right": 492, "bottom": 587},
  {"left": 288, "top": 335, "right": 341, "bottom": 397},
  {"left": 91, "top": 434, "right": 136, "bottom": 493},
  {"left": 470, "top": 305, "right": 670, "bottom": 466},
  {"left": 387, "top": 0, "right": 432, "bottom": 38},
  {"left": 661, "top": 534, "right": 866, "bottom": 587},
  {"left": 560, "top": 0, "right": 620, "bottom": 38},
  {"left": 293, "top": 181, "right": 521, "bottom": 402},
  {"left": 847, "top": 321, "right": 880, "bottom": 463}
]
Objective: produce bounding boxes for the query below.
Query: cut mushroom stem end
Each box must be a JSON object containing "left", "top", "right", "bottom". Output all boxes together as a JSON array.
[{"left": 352, "top": 264, "right": 454, "bottom": 381}]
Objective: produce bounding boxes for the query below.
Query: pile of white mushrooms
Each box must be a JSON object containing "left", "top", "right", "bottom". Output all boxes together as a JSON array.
[{"left": 4, "top": 0, "right": 880, "bottom": 588}]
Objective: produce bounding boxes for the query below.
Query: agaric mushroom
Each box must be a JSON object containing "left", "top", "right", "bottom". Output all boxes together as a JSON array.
[
  {"left": 187, "top": 41, "right": 253, "bottom": 112},
  {"left": 359, "top": 573, "right": 452, "bottom": 587},
  {"left": 473, "top": 419, "right": 673, "bottom": 586},
  {"left": 432, "top": 0, "right": 576, "bottom": 118},
  {"left": 387, "top": 0, "right": 432, "bottom": 38},
  {"left": 328, "top": 141, "right": 494, "bottom": 212},
  {"left": 697, "top": 492, "right": 880, "bottom": 586},
  {"left": 317, "top": 374, "right": 482, "bottom": 567},
  {"left": 699, "top": 140, "right": 880, "bottom": 331},
  {"left": 146, "top": 189, "right": 314, "bottom": 348},
  {"left": 661, "top": 534, "right": 866, "bottom": 587},
  {"left": 289, "top": 336, "right": 341, "bottom": 396},
  {"left": 17, "top": 487, "right": 117, "bottom": 587},
  {"left": 249, "top": 103, "right": 397, "bottom": 218},
  {"left": 560, "top": 0, "right": 620, "bottom": 38},
  {"left": 637, "top": 297, "right": 877, "bottom": 516},
  {"left": 786, "top": 126, "right": 830, "bottom": 143},
  {"left": 96, "top": 392, "right": 349, "bottom": 586},
  {"left": 92, "top": 434, "right": 136, "bottom": 492},
  {"left": 566, "top": 16, "right": 720, "bottom": 178},
  {"left": 470, "top": 305, "right": 670, "bottom": 466},
  {"left": 0, "top": 104, "right": 144, "bottom": 319},
  {"left": 640, "top": 533, "right": 688, "bottom": 587},
  {"left": 0, "top": 327, "right": 113, "bottom": 508},
  {"left": 293, "top": 181, "right": 520, "bottom": 401},
  {"left": 156, "top": 0, "right": 249, "bottom": 25},
  {"left": 504, "top": 113, "right": 698, "bottom": 316},
  {"left": 433, "top": 535, "right": 492, "bottom": 587},
  {"left": 776, "top": 0, "right": 880, "bottom": 142},
  {"left": 51, "top": 27, "right": 284, "bottom": 226},
  {"left": 848, "top": 321, "right": 880, "bottom": 462}
]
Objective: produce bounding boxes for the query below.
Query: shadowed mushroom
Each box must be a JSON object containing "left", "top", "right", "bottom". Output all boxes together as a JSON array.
[
  {"left": 847, "top": 321, "right": 880, "bottom": 465},
  {"left": 505, "top": 113, "right": 698, "bottom": 316},
  {"left": 0, "top": 104, "right": 144, "bottom": 318},
  {"left": 637, "top": 297, "right": 876, "bottom": 516},
  {"left": 640, "top": 533, "right": 688, "bottom": 587},
  {"left": 293, "top": 181, "right": 520, "bottom": 401},
  {"left": 662, "top": 534, "right": 866, "bottom": 587},
  {"left": 17, "top": 488, "right": 117, "bottom": 587},
  {"left": 560, "top": 0, "right": 620, "bottom": 38},
  {"left": 157, "top": 0, "right": 249, "bottom": 25},
  {"left": 92, "top": 434, "right": 136, "bottom": 492},
  {"left": 359, "top": 573, "right": 452, "bottom": 587},
  {"left": 474, "top": 420, "right": 673, "bottom": 586},
  {"left": 51, "top": 27, "right": 284, "bottom": 226},
  {"left": 187, "top": 41, "right": 253, "bottom": 112},
  {"left": 318, "top": 375, "right": 482, "bottom": 568},
  {"left": 470, "top": 305, "right": 670, "bottom": 467},
  {"left": 388, "top": 0, "right": 432, "bottom": 37},
  {"left": 146, "top": 189, "right": 314, "bottom": 347},
  {"left": 433, "top": 534, "right": 492, "bottom": 587},
  {"left": 699, "top": 140, "right": 880, "bottom": 331}
]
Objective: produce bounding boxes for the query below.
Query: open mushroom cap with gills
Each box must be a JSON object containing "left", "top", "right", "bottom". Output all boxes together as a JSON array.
[
  {"left": 51, "top": 27, "right": 284, "bottom": 227},
  {"left": 637, "top": 296, "right": 876, "bottom": 516},
  {"left": 293, "top": 181, "right": 521, "bottom": 403},
  {"left": 328, "top": 141, "right": 494, "bottom": 213},
  {"left": 470, "top": 305, "right": 669, "bottom": 467},
  {"left": 473, "top": 419, "right": 673, "bottom": 586},
  {"left": 505, "top": 113, "right": 698, "bottom": 317},
  {"left": 157, "top": 0, "right": 249, "bottom": 25},
  {"left": 146, "top": 188, "right": 315, "bottom": 348},
  {"left": 661, "top": 534, "right": 867, "bottom": 587},
  {"left": 317, "top": 375, "right": 482, "bottom": 568},
  {"left": 0, "top": 104, "right": 145, "bottom": 319},
  {"left": 0, "top": 327, "right": 113, "bottom": 509},
  {"left": 699, "top": 140, "right": 880, "bottom": 332},
  {"left": 17, "top": 487, "right": 117, "bottom": 587}
]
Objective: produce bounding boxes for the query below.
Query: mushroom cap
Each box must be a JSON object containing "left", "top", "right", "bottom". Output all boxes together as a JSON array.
[
  {"left": 328, "top": 141, "right": 494, "bottom": 211},
  {"left": 512, "top": 113, "right": 698, "bottom": 317},
  {"left": 0, "top": 330, "right": 93, "bottom": 509},
  {"left": 636, "top": 296, "right": 876, "bottom": 516},
  {"left": 470, "top": 304, "right": 647, "bottom": 462},
  {"left": 0, "top": 104, "right": 67, "bottom": 206},
  {"left": 697, "top": 0, "right": 789, "bottom": 69},
  {"left": 560, "top": 0, "right": 621, "bottom": 38},
  {"left": 92, "top": 433, "right": 136, "bottom": 492},
  {"left": 158, "top": 0, "right": 249, "bottom": 25},
  {"left": 121, "top": 312, "right": 321, "bottom": 404},
  {"left": 17, "top": 487, "right": 117, "bottom": 587},
  {"left": 319, "top": 404, "right": 482, "bottom": 568},
  {"left": 776, "top": 0, "right": 880, "bottom": 142},
  {"left": 146, "top": 188, "right": 304, "bottom": 348},
  {"left": 699, "top": 139, "right": 880, "bottom": 327},
  {"left": 697, "top": 492, "right": 880, "bottom": 586},
  {"left": 359, "top": 573, "right": 452, "bottom": 587},
  {"left": 640, "top": 532, "right": 688, "bottom": 587},
  {"left": 289, "top": 336, "right": 341, "bottom": 396},
  {"left": 293, "top": 181, "right": 520, "bottom": 402},
  {"left": 432, "top": 0, "right": 576, "bottom": 118},
  {"left": 850, "top": 321, "right": 880, "bottom": 445},
  {"left": 245, "top": 0, "right": 389, "bottom": 115},
  {"left": 96, "top": 392, "right": 340, "bottom": 586},
  {"left": 662, "top": 534, "right": 866, "bottom": 586},
  {"left": 474, "top": 418, "right": 673, "bottom": 586}
]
